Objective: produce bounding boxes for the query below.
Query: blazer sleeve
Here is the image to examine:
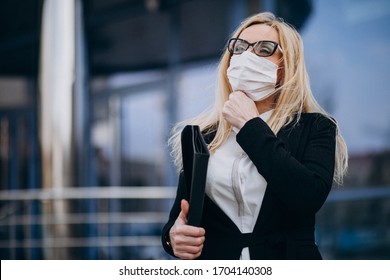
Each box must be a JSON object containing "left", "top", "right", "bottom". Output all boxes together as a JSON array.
[
  {"left": 236, "top": 114, "right": 336, "bottom": 216},
  {"left": 161, "top": 171, "right": 187, "bottom": 257}
]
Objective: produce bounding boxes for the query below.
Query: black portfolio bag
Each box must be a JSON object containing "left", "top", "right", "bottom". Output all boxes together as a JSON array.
[{"left": 181, "top": 125, "right": 210, "bottom": 226}]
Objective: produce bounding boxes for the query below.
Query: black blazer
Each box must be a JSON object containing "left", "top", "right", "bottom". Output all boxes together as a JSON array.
[{"left": 162, "top": 113, "right": 336, "bottom": 259}]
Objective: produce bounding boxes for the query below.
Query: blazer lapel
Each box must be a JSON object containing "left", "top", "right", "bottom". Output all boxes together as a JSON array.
[{"left": 253, "top": 119, "right": 306, "bottom": 233}]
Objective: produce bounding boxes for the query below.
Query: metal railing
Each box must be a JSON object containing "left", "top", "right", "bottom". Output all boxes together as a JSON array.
[
  {"left": 1, "top": 185, "right": 389, "bottom": 259},
  {"left": 0, "top": 186, "right": 176, "bottom": 259}
]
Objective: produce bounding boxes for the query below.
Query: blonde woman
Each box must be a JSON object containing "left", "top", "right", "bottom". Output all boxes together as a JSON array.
[{"left": 161, "top": 12, "right": 348, "bottom": 260}]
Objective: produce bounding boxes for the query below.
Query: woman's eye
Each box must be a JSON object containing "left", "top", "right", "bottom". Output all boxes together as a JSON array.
[
  {"left": 234, "top": 44, "right": 247, "bottom": 53},
  {"left": 255, "top": 42, "right": 275, "bottom": 56},
  {"left": 259, "top": 47, "right": 272, "bottom": 54}
]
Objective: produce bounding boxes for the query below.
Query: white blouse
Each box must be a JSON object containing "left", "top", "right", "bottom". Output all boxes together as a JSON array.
[{"left": 205, "top": 110, "right": 273, "bottom": 259}]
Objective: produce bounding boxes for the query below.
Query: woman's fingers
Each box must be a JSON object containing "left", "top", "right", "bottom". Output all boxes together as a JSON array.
[
  {"left": 170, "top": 227, "right": 205, "bottom": 259},
  {"left": 222, "top": 91, "right": 258, "bottom": 129},
  {"left": 177, "top": 199, "right": 189, "bottom": 224},
  {"left": 171, "top": 229, "right": 205, "bottom": 246},
  {"left": 174, "top": 244, "right": 204, "bottom": 260},
  {"left": 169, "top": 203, "right": 206, "bottom": 259}
]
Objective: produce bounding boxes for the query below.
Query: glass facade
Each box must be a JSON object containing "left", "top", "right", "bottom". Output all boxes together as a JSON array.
[{"left": 0, "top": 0, "right": 389, "bottom": 259}]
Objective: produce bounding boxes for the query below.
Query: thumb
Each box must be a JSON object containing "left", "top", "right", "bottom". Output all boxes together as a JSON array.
[{"left": 178, "top": 199, "right": 190, "bottom": 223}]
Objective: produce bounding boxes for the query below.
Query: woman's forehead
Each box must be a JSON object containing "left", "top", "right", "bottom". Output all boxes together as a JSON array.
[{"left": 239, "top": 24, "right": 279, "bottom": 43}]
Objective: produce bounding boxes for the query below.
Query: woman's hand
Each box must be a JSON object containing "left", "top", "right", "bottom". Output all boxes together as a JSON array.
[
  {"left": 222, "top": 91, "right": 259, "bottom": 130},
  {"left": 169, "top": 199, "right": 206, "bottom": 259}
]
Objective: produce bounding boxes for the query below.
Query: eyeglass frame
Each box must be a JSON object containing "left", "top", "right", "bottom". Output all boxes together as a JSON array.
[{"left": 227, "top": 38, "right": 283, "bottom": 57}]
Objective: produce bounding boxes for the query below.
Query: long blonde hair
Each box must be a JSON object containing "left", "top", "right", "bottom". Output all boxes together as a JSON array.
[{"left": 169, "top": 12, "right": 348, "bottom": 185}]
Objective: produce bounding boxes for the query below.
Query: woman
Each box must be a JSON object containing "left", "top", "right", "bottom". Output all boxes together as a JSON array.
[{"left": 161, "top": 12, "right": 348, "bottom": 260}]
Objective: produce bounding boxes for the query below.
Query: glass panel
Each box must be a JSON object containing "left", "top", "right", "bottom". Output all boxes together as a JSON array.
[
  {"left": 122, "top": 91, "right": 168, "bottom": 186},
  {"left": 177, "top": 62, "right": 216, "bottom": 121}
]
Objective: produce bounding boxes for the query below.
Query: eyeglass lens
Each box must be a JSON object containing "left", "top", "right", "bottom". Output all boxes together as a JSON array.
[{"left": 229, "top": 39, "right": 278, "bottom": 57}]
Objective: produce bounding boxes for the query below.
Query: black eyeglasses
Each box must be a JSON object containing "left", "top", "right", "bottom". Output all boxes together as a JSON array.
[{"left": 228, "top": 38, "right": 283, "bottom": 57}]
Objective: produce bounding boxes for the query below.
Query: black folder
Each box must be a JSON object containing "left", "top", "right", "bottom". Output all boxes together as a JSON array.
[{"left": 181, "top": 125, "right": 210, "bottom": 227}]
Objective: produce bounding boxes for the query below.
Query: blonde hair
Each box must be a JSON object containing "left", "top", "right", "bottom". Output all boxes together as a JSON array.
[{"left": 169, "top": 12, "right": 348, "bottom": 185}]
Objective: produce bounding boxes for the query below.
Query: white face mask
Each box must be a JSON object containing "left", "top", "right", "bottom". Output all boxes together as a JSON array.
[{"left": 227, "top": 51, "right": 278, "bottom": 101}]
